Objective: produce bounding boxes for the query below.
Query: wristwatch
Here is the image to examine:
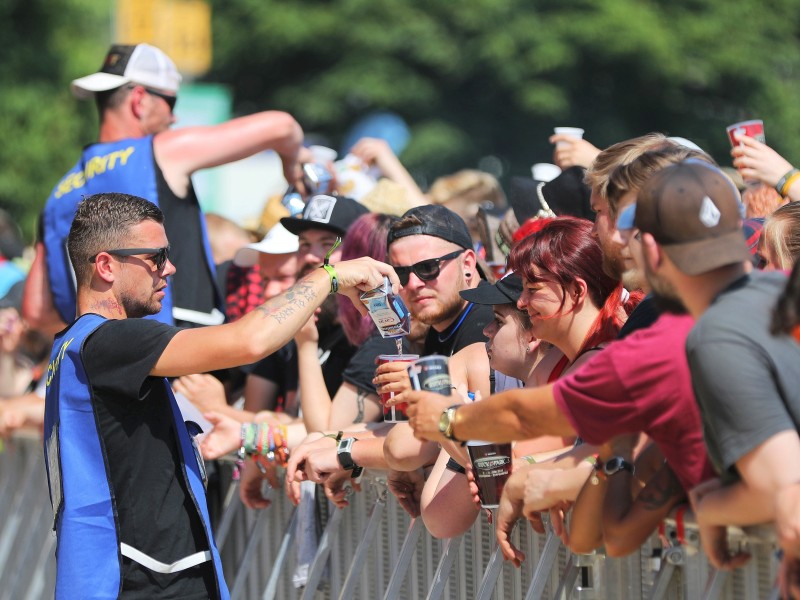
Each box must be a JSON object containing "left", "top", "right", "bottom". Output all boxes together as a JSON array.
[
  {"left": 438, "top": 405, "right": 461, "bottom": 441},
  {"left": 337, "top": 437, "right": 363, "bottom": 478},
  {"left": 603, "top": 456, "right": 635, "bottom": 477}
]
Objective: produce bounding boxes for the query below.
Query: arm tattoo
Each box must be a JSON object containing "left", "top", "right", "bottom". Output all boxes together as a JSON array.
[
  {"left": 353, "top": 389, "right": 368, "bottom": 423},
  {"left": 638, "top": 466, "right": 685, "bottom": 510},
  {"left": 255, "top": 280, "right": 319, "bottom": 324}
]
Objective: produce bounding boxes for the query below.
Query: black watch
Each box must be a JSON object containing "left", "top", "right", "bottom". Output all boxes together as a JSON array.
[
  {"left": 337, "top": 437, "right": 363, "bottom": 478},
  {"left": 603, "top": 456, "right": 635, "bottom": 477}
]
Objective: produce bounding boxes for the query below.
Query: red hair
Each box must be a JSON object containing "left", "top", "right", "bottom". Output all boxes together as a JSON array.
[
  {"left": 509, "top": 216, "right": 640, "bottom": 353},
  {"left": 513, "top": 217, "right": 554, "bottom": 243}
]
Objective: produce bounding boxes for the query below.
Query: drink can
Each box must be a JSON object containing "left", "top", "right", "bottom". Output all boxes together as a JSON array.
[
  {"left": 360, "top": 277, "right": 411, "bottom": 338},
  {"left": 407, "top": 355, "right": 452, "bottom": 396}
]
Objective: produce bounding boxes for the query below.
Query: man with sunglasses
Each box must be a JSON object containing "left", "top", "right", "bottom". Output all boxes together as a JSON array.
[
  {"left": 44, "top": 193, "right": 396, "bottom": 599},
  {"left": 25, "top": 43, "right": 305, "bottom": 335}
]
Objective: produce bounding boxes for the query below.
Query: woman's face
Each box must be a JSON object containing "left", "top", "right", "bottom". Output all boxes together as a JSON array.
[
  {"left": 482, "top": 303, "right": 531, "bottom": 377},
  {"left": 516, "top": 268, "right": 575, "bottom": 345}
]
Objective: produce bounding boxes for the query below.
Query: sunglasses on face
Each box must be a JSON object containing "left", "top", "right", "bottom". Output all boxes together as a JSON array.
[
  {"left": 90, "top": 247, "right": 170, "bottom": 271},
  {"left": 394, "top": 249, "right": 465, "bottom": 287},
  {"left": 144, "top": 88, "right": 177, "bottom": 112}
]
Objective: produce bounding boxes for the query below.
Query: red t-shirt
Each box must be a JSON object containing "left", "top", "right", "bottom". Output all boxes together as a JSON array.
[{"left": 552, "top": 313, "right": 715, "bottom": 491}]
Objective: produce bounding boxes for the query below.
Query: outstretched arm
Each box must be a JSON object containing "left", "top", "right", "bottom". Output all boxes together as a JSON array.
[
  {"left": 405, "top": 384, "right": 575, "bottom": 445},
  {"left": 153, "top": 257, "right": 398, "bottom": 377},
  {"left": 155, "top": 111, "right": 304, "bottom": 197}
]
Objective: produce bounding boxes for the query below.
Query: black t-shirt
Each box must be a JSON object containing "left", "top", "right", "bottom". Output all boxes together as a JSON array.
[
  {"left": 84, "top": 319, "right": 218, "bottom": 599},
  {"left": 423, "top": 300, "right": 494, "bottom": 356},
  {"left": 247, "top": 341, "right": 299, "bottom": 403},
  {"left": 155, "top": 160, "right": 221, "bottom": 315},
  {"left": 617, "top": 294, "right": 661, "bottom": 340}
]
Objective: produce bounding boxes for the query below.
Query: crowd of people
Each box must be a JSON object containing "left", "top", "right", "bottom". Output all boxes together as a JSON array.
[{"left": 3, "top": 41, "right": 800, "bottom": 599}]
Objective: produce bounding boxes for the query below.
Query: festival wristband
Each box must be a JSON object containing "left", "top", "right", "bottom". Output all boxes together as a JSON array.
[
  {"left": 776, "top": 168, "right": 800, "bottom": 197},
  {"left": 320, "top": 237, "right": 342, "bottom": 294}
]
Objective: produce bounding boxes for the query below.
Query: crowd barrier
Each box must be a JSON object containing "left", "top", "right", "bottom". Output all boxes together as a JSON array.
[{"left": 0, "top": 434, "right": 782, "bottom": 599}]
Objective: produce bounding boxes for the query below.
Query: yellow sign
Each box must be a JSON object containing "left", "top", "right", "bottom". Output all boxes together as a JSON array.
[{"left": 116, "top": 0, "right": 212, "bottom": 78}]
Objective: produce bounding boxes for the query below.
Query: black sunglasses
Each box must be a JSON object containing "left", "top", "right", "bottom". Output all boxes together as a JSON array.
[
  {"left": 394, "top": 249, "right": 465, "bottom": 287},
  {"left": 90, "top": 247, "right": 170, "bottom": 271},
  {"left": 144, "top": 88, "right": 177, "bottom": 112}
]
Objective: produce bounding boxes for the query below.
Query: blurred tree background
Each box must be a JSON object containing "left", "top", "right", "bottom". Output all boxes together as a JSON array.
[{"left": 3, "top": 0, "right": 800, "bottom": 242}]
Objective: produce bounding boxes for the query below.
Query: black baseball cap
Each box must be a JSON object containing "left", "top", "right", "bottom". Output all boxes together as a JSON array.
[
  {"left": 280, "top": 194, "right": 369, "bottom": 237},
  {"left": 387, "top": 205, "right": 473, "bottom": 249},
  {"left": 460, "top": 272, "right": 523, "bottom": 305}
]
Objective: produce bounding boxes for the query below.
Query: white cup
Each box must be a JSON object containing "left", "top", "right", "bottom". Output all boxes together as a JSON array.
[
  {"left": 553, "top": 127, "right": 585, "bottom": 148},
  {"left": 309, "top": 145, "right": 338, "bottom": 164}
]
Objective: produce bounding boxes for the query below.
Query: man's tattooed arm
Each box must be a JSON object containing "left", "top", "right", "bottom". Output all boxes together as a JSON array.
[
  {"left": 255, "top": 279, "right": 321, "bottom": 324},
  {"left": 353, "top": 389, "right": 368, "bottom": 424}
]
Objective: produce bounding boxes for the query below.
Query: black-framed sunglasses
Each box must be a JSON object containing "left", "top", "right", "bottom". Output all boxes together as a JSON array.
[
  {"left": 143, "top": 88, "right": 177, "bottom": 112},
  {"left": 90, "top": 247, "right": 170, "bottom": 271},
  {"left": 394, "top": 249, "right": 465, "bottom": 287}
]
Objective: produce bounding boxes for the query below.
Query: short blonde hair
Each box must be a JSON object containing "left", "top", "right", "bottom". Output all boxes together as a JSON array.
[
  {"left": 585, "top": 133, "right": 670, "bottom": 200},
  {"left": 761, "top": 202, "right": 800, "bottom": 270}
]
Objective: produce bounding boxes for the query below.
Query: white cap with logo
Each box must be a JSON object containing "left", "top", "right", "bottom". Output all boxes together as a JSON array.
[{"left": 71, "top": 43, "right": 181, "bottom": 99}]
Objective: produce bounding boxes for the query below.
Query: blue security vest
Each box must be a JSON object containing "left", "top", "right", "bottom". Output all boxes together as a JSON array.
[
  {"left": 43, "top": 314, "right": 229, "bottom": 599},
  {"left": 42, "top": 137, "right": 218, "bottom": 325}
]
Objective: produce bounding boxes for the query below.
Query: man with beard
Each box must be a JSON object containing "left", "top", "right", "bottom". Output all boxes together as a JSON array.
[
  {"left": 402, "top": 149, "right": 717, "bottom": 563},
  {"left": 43, "top": 193, "right": 395, "bottom": 599},
  {"left": 633, "top": 159, "right": 800, "bottom": 579}
]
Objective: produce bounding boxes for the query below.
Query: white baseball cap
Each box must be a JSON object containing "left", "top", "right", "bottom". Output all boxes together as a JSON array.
[
  {"left": 71, "top": 44, "right": 182, "bottom": 99},
  {"left": 234, "top": 224, "right": 300, "bottom": 267}
]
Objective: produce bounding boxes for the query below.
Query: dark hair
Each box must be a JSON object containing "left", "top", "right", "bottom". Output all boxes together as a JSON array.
[
  {"left": 68, "top": 193, "right": 163, "bottom": 286},
  {"left": 337, "top": 213, "right": 396, "bottom": 345},
  {"left": 509, "top": 216, "right": 639, "bottom": 353},
  {"left": 94, "top": 85, "right": 134, "bottom": 117},
  {"left": 771, "top": 259, "right": 800, "bottom": 335}
]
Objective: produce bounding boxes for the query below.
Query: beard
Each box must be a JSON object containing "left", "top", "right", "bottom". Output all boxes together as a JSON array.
[
  {"left": 621, "top": 267, "right": 644, "bottom": 293},
  {"left": 600, "top": 242, "right": 626, "bottom": 281},
  {"left": 121, "top": 292, "right": 161, "bottom": 319},
  {"left": 412, "top": 290, "right": 465, "bottom": 328},
  {"left": 643, "top": 260, "right": 687, "bottom": 315}
]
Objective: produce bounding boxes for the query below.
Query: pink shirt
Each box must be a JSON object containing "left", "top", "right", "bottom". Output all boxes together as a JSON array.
[{"left": 553, "top": 313, "right": 714, "bottom": 490}]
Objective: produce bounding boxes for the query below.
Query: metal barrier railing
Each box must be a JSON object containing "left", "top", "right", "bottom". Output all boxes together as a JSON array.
[{"left": 0, "top": 434, "right": 782, "bottom": 599}]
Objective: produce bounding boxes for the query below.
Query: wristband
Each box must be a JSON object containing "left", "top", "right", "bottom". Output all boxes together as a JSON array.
[
  {"left": 776, "top": 168, "right": 800, "bottom": 197},
  {"left": 320, "top": 237, "right": 342, "bottom": 295}
]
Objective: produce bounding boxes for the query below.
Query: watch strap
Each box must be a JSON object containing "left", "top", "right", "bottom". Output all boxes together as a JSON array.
[{"left": 337, "top": 437, "right": 360, "bottom": 473}]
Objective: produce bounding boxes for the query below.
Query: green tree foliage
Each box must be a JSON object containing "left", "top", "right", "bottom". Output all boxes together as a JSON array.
[
  {"left": 0, "top": 0, "right": 108, "bottom": 241},
  {"left": 208, "top": 0, "right": 800, "bottom": 186},
  {"left": 4, "top": 0, "right": 800, "bottom": 239}
]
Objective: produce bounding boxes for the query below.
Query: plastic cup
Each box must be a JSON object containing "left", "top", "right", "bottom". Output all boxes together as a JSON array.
[
  {"left": 309, "top": 145, "right": 338, "bottom": 164},
  {"left": 726, "top": 120, "right": 765, "bottom": 147},
  {"left": 466, "top": 441, "right": 513, "bottom": 509},
  {"left": 553, "top": 127, "right": 585, "bottom": 148},
  {"left": 407, "top": 356, "right": 452, "bottom": 396},
  {"left": 377, "top": 354, "right": 419, "bottom": 422}
]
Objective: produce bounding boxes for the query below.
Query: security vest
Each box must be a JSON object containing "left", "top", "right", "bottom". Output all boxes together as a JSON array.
[
  {"left": 43, "top": 314, "right": 229, "bottom": 599},
  {"left": 42, "top": 136, "right": 218, "bottom": 325}
]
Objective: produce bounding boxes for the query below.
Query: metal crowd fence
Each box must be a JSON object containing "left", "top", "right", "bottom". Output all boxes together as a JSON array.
[{"left": 0, "top": 433, "right": 782, "bottom": 599}]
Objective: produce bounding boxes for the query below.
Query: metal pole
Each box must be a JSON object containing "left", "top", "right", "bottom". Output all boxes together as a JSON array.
[
  {"left": 383, "top": 519, "right": 425, "bottom": 600},
  {"left": 300, "top": 502, "right": 345, "bottom": 600},
  {"left": 524, "top": 529, "right": 562, "bottom": 600},
  {"left": 424, "top": 535, "right": 464, "bottom": 600},
  {"left": 261, "top": 507, "right": 299, "bottom": 600},
  {"left": 338, "top": 487, "right": 387, "bottom": 600}
]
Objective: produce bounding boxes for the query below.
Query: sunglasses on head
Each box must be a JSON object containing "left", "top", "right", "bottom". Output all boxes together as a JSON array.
[
  {"left": 143, "top": 87, "right": 177, "bottom": 112},
  {"left": 90, "top": 247, "right": 170, "bottom": 271},
  {"left": 394, "top": 249, "right": 465, "bottom": 287}
]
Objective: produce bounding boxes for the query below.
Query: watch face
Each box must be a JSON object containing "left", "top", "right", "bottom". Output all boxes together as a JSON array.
[
  {"left": 603, "top": 457, "right": 632, "bottom": 476},
  {"left": 438, "top": 411, "right": 450, "bottom": 434}
]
